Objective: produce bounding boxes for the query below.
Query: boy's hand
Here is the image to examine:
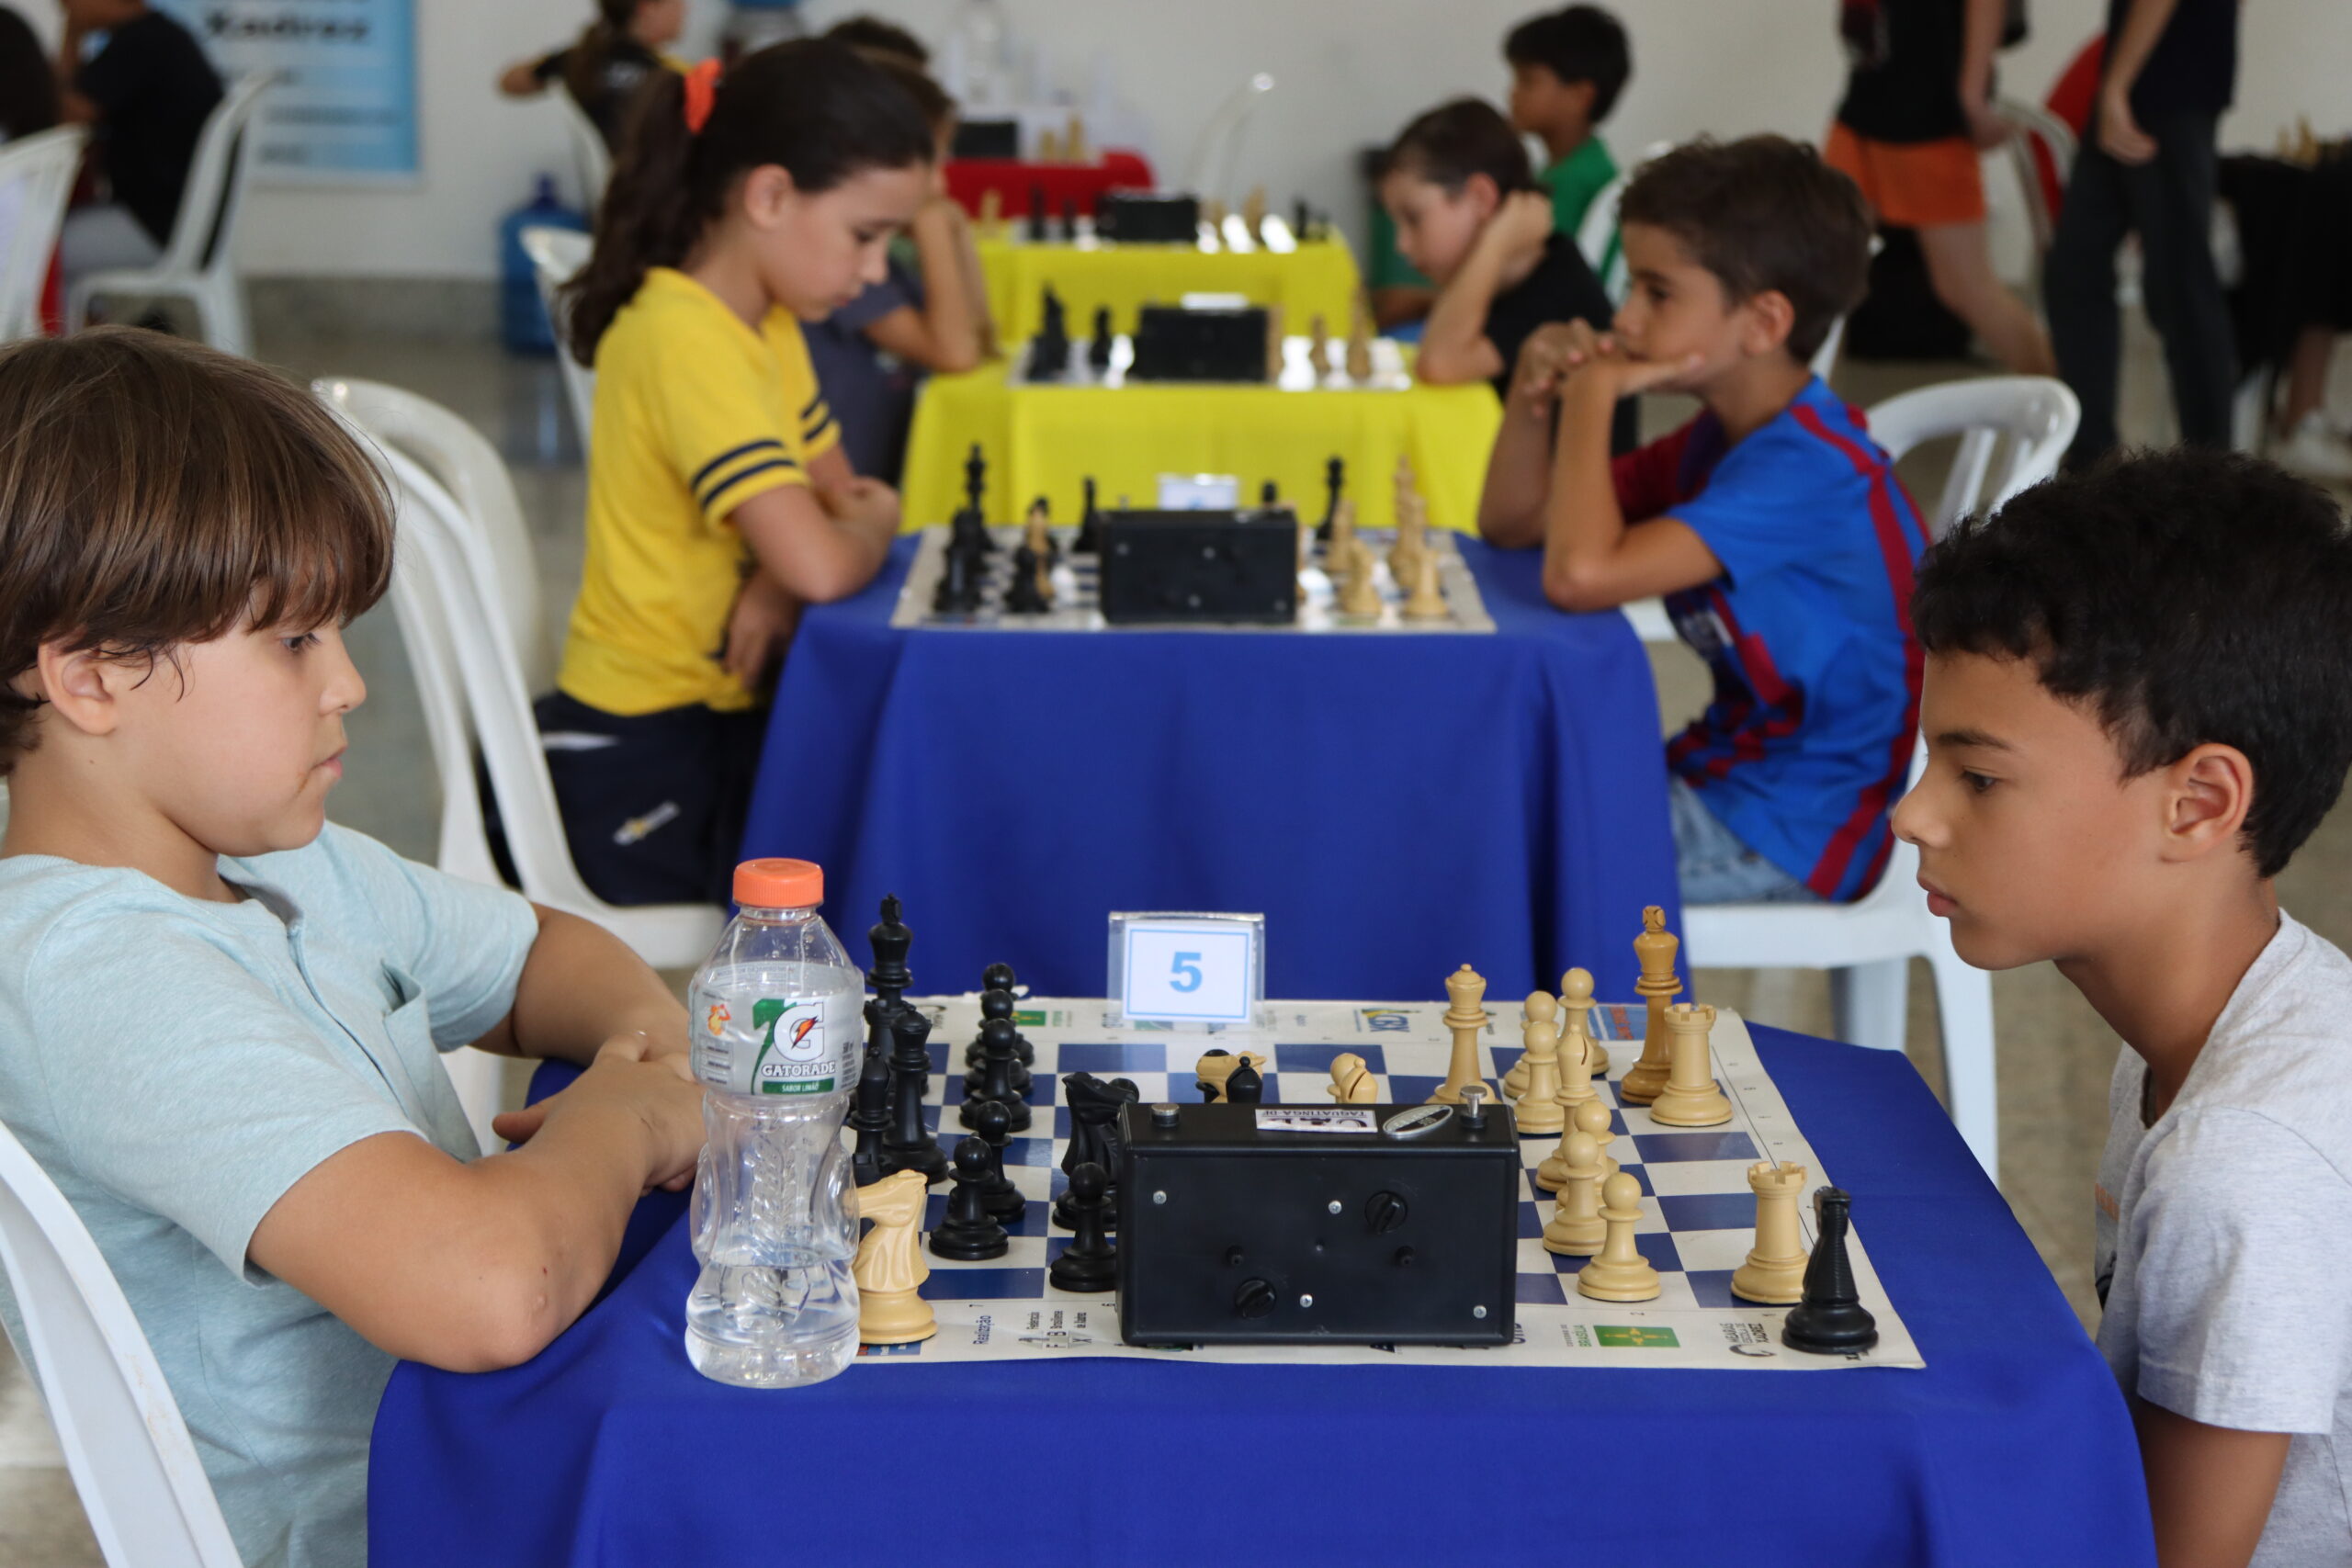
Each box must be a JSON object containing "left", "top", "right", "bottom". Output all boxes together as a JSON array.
[
  {"left": 492, "top": 1035, "right": 706, "bottom": 1192},
  {"left": 1509, "top": 321, "right": 1608, "bottom": 419},
  {"left": 826, "top": 475, "right": 902, "bottom": 538},
  {"left": 2098, "top": 85, "right": 2156, "bottom": 164},
  {"left": 721, "top": 571, "right": 800, "bottom": 686},
  {"left": 1548, "top": 327, "right": 1704, "bottom": 410},
  {"left": 1960, "top": 96, "right": 2011, "bottom": 151},
  {"left": 1491, "top": 189, "right": 1555, "bottom": 258}
]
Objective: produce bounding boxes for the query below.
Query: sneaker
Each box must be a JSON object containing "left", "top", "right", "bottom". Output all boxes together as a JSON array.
[{"left": 2275, "top": 412, "right": 2352, "bottom": 481}]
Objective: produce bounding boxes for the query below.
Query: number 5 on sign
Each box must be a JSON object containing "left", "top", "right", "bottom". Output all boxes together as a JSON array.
[{"left": 1108, "top": 913, "right": 1265, "bottom": 1024}]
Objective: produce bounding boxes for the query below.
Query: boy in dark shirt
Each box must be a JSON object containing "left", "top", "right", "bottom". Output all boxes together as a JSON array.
[
  {"left": 497, "top": 0, "right": 684, "bottom": 151},
  {"left": 53, "top": 0, "right": 221, "bottom": 281},
  {"left": 1379, "top": 96, "right": 1628, "bottom": 449}
]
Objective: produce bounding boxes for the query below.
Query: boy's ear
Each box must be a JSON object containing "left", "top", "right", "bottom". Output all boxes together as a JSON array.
[
  {"left": 2157, "top": 742, "right": 2256, "bottom": 866},
  {"left": 1463, "top": 172, "right": 1502, "bottom": 221},
  {"left": 1561, "top": 79, "right": 1598, "bottom": 121},
  {"left": 1736, "top": 288, "right": 1798, "bottom": 359},
  {"left": 30, "top": 642, "right": 126, "bottom": 741}
]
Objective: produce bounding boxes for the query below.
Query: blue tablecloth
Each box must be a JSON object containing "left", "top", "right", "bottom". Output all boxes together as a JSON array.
[
  {"left": 738, "top": 536, "right": 1680, "bottom": 1004},
  {"left": 368, "top": 1030, "right": 2154, "bottom": 1568}
]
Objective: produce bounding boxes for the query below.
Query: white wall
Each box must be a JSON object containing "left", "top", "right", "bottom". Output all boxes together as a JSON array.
[{"left": 33, "top": 0, "right": 2352, "bottom": 280}]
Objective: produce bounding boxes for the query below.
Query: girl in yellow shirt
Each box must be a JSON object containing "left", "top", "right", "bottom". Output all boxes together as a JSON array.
[{"left": 544, "top": 39, "right": 932, "bottom": 905}]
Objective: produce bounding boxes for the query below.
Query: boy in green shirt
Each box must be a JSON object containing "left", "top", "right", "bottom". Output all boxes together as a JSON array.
[{"left": 1505, "top": 6, "right": 1631, "bottom": 260}]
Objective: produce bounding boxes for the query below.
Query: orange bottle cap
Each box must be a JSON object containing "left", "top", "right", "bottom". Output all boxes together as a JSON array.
[{"left": 732, "top": 858, "right": 823, "bottom": 908}]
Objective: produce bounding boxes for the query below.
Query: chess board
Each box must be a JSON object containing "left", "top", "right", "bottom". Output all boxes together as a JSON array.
[
  {"left": 1011, "top": 333, "right": 1418, "bottom": 393},
  {"left": 891, "top": 525, "right": 1498, "bottom": 635},
  {"left": 862, "top": 996, "right": 1925, "bottom": 1371}
]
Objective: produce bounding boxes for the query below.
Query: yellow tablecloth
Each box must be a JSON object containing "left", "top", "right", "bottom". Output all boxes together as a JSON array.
[
  {"left": 978, "top": 237, "right": 1363, "bottom": 343},
  {"left": 902, "top": 361, "right": 1503, "bottom": 536}
]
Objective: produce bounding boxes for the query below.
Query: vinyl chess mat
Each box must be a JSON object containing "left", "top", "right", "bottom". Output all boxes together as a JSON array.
[
  {"left": 861, "top": 997, "right": 1925, "bottom": 1371},
  {"left": 890, "top": 525, "right": 1498, "bottom": 635}
]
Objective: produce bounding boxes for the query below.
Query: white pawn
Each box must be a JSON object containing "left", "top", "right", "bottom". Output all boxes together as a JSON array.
[
  {"left": 1541, "top": 1130, "right": 1607, "bottom": 1254},
  {"left": 1558, "top": 966, "right": 1607, "bottom": 1079},
  {"left": 1502, "top": 990, "right": 1555, "bottom": 1099},
  {"left": 1537, "top": 1097, "right": 1616, "bottom": 1193},
  {"left": 1515, "top": 1016, "right": 1565, "bottom": 1135},
  {"left": 1576, "top": 1172, "right": 1660, "bottom": 1302}
]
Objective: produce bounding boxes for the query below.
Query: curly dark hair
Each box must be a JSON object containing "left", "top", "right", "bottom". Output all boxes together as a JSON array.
[{"left": 1913, "top": 447, "right": 2352, "bottom": 878}]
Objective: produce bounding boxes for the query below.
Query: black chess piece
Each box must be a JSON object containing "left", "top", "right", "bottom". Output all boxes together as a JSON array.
[
  {"left": 959, "top": 1017, "right": 1034, "bottom": 1134},
  {"left": 1002, "top": 543, "right": 1048, "bottom": 613},
  {"left": 1316, "top": 455, "right": 1344, "bottom": 542},
  {"left": 981, "top": 962, "right": 1018, "bottom": 993},
  {"left": 863, "top": 894, "right": 914, "bottom": 1079},
  {"left": 879, "top": 1010, "right": 947, "bottom": 1181},
  {"left": 949, "top": 444, "right": 993, "bottom": 559},
  {"left": 850, "top": 1035, "right": 893, "bottom": 1187},
  {"left": 1027, "top": 286, "right": 1071, "bottom": 381},
  {"left": 1026, "top": 496, "right": 1059, "bottom": 564},
  {"left": 962, "top": 1015, "right": 1034, "bottom": 1101},
  {"left": 1293, "top": 197, "right": 1309, "bottom": 239},
  {"left": 1073, "top": 477, "right": 1103, "bottom": 554},
  {"left": 1088, "top": 306, "right": 1114, "bottom": 374},
  {"left": 966, "top": 987, "right": 1036, "bottom": 1069},
  {"left": 1259, "top": 479, "right": 1280, "bottom": 507},
  {"left": 930, "top": 1138, "right": 1011, "bottom": 1260},
  {"left": 1194, "top": 1048, "right": 1233, "bottom": 1101},
  {"left": 1025, "top": 183, "right": 1048, "bottom": 242},
  {"left": 1226, "top": 1058, "right": 1264, "bottom": 1104},
  {"left": 1056, "top": 1073, "right": 1138, "bottom": 1230},
  {"left": 1058, "top": 197, "right": 1079, "bottom": 243},
  {"left": 969, "top": 1100, "right": 1027, "bottom": 1223},
  {"left": 1047, "top": 1162, "right": 1118, "bottom": 1292},
  {"left": 933, "top": 543, "right": 982, "bottom": 614},
  {"left": 1781, "top": 1188, "right": 1879, "bottom": 1355}
]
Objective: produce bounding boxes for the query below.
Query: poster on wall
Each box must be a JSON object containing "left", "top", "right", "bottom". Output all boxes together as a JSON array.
[{"left": 151, "top": 0, "right": 418, "bottom": 183}]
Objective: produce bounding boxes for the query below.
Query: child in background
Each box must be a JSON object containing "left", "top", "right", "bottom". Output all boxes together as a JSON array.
[
  {"left": 1504, "top": 6, "right": 1631, "bottom": 254},
  {"left": 498, "top": 0, "right": 687, "bottom": 150},
  {"left": 1479, "top": 138, "right": 1917, "bottom": 906},
  {"left": 1900, "top": 451, "right": 2352, "bottom": 1568},
  {"left": 550, "top": 40, "right": 930, "bottom": 906},
  {"left": 804, "top": 54, "right": 989, "bottom": 484},
  {"left": 51, "top": 0, "right": 221, "bottom": 288},
  {"left": 0, "top": 328, "right": 707, "bottom": 1568},
  {"left": 1379, "top": 98, "right": 1621, "bottom": 424}
]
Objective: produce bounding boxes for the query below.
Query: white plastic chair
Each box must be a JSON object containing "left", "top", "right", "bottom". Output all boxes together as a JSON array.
[
  {"left": 0, "top": 126, "right": 89, "bottom": 342},
  {"left": 553, "top": 91, "right": 613, "bottom": 219},
  {"left": 0, "top": 1117, "right": 241, "bottom": 1567},
  {"left": 522, "top": 226, "right": 597, "bottom": 455},
  {"left": 1993, "top": 97, "right": 2075, "bottom": 256},
  {"left": 68, "top": 73, "right": 273, "bottom": 357},
  {"left": 1679, "top": 376, "right": 2079, "bottom": 1181},
  {"left": 1180, "top": 73, "right": 1273, "bottom": 207},
  {"left": 319, "top": 378, "right": 724, "bottom": 964}
]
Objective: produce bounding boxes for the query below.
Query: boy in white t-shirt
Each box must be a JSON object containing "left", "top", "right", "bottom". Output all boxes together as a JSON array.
[
  {"left": 0, "top": 329, "right": 708, "bottom": 1567},
  {"left": 1894, "top": 448, "right": 2352, "bottom": 1568}
]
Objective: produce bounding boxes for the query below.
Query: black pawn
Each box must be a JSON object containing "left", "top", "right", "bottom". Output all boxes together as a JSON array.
[
  {"left": 1088, "top": 306, "right": 1114, "bottom": 373},
  {"left": 984, "top": 985, "right": 1036, "bottom": 1066},
  {"left": 1058, "top": 197, "right": 1079, "bottom": 243},
  {"left": 850, "top": 1032, "right": 893, "bottom": 1187},
  {"left": 930, "top": 1138, "right": 1010, "bottom": 1260},
  {"left": 962, "top": 1015, "right": 1033, "bottom": 1101},
  {"left": 880, "top": 1011, "right": 947, "bottom": 1182},
  {"left": 969, "top": 1100, "right": 1027, "bottom": 1223},
  {"left": 1259, "top": 479, "right": 1280, "bottom": 507},
  {"left": 1781, "top": 1188, "right": 1879, "bottom": 1355},
  {"left": 1315, "top": 455, "right": 1344, "bottom": 542},
  {"left": 1048, "top": 1162, "right": 1118, "bottom": 1293},
  {"left": 1226, "top": 1058, "right": 1264, "bottom": 1104},
  {"left": 959, "top": 1019, "right": 1033, "bottom": 1134},
  {"left": 1055, "top": 1072, "right": 1137, "bottom": 1230},
  {"left": 1074, "top": 477, "right": 1103, "bottom": 554},
  {"left": 1003, "top": 543, "right": 1048, "bottom": 613},
  {"left": 981, "top": 962, "right": 1018, "bottom": 993},
  {"left": 1025, "top": 183, "right": 1048, "bottom": 242}
]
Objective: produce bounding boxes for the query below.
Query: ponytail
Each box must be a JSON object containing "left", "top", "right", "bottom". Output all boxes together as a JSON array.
[{"left": 560, "top": 38, "right": 935, "bottom": 367}]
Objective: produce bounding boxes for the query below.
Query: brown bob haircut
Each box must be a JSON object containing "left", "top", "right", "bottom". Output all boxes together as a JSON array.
[
  {"left": 1617, "top": 135, "right": 1871, "bottom": 362},
  {"left": 1384, "top": 97, "right": 1537, "bottom": 197},
  {"left": 0, "top": 328, "right": 393, "bottom": 774}
]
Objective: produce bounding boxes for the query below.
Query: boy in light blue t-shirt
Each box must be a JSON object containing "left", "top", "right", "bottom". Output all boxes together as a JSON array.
[{"left": 0, "top": 330, "right": 708, "bottom": 1568}]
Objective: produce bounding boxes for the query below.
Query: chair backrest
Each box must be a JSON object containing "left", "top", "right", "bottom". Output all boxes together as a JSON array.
[
  {"left": 553, "top": 92, "right": 613, "bottom": 218},
  {"left": 522, "top": 226, "right": 597, "bottom": 454},
  {"left": 0, "top": 127, "right": 88, "bottom": 341},
  {"left": 318, "top": 384, "right": 610, "bottom": 916},
  {"left": 0, "top": 1120, "right": 241, "bottom": 1567},
  {"left": 1863, "top": 375, "right": 2080, "bottom": 540},
  {"left": 1575, "top": 168, "right": 1630, "bottom": 304},
  {"left": 1180, "top": 73, "right": 1274, "bottom": 206},
  {"left": 1993, "top": 97, "right": 2075, "bottom": 253},
  {"left": 321, "top": 378, "right": 550, "bottom": 694},
  {"left": 162, "top": 73, "right": 275, "bottom": 278}
]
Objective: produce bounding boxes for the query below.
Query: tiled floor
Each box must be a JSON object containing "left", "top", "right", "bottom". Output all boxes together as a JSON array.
[{"left": 0, "top": 312, "right": 2346, "bottom": 1564}]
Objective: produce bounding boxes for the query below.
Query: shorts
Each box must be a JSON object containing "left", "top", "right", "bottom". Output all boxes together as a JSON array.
[
  {"left": 1668, "top": 778, "right": 1822, "bottom": 907},
  {"left": 489, "top": 692, "right": 767, "bottom": 908},
  {"left": 1825, "top": 123, "right": 1987, "bottom": 229}
]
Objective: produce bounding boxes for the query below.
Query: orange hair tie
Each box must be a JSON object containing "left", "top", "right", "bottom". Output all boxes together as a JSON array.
[{"left": 682, "top": 59, "right": 721, "bottom": 135}]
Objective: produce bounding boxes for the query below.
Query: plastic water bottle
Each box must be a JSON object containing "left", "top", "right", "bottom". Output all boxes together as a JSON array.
[
  {"left": 685, "top": 859, "right": 865, "bottom": 1387},
  {"left": 498, "top": 174, "right": 586, "bottom": 356}
]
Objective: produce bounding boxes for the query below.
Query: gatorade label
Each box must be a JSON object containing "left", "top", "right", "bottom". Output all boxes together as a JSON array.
[{"left": 695, "top": 990, "right": 856, "bottom": 1096}]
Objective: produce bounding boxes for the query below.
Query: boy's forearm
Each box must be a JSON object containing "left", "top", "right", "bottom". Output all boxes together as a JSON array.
[
  {"left": 1539, "top": 382, "right": 1628, "bottom": 605},
  {"left": 1958, "top": 0, "right": 2001, "bottom": 102},
  {"left": 1417, "top": 236, "right": 1510, "bottom": 382},
  {"left": 910, "top": 210, "right": 982, "bottom": 371},
  {"left": 1479, "top": 399, "right": 1555, "bottom": 546},
  {"left": 494, "top": 907, "right": 688, "bottom": 1066},
  {"left": 2106, "top": 0, "right": 2184, "bottom": 94}
]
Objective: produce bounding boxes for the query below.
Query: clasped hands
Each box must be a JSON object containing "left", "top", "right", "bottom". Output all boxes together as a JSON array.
[{"left": 1507, "top": 320, "right": 1702, "bottom": 424}]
